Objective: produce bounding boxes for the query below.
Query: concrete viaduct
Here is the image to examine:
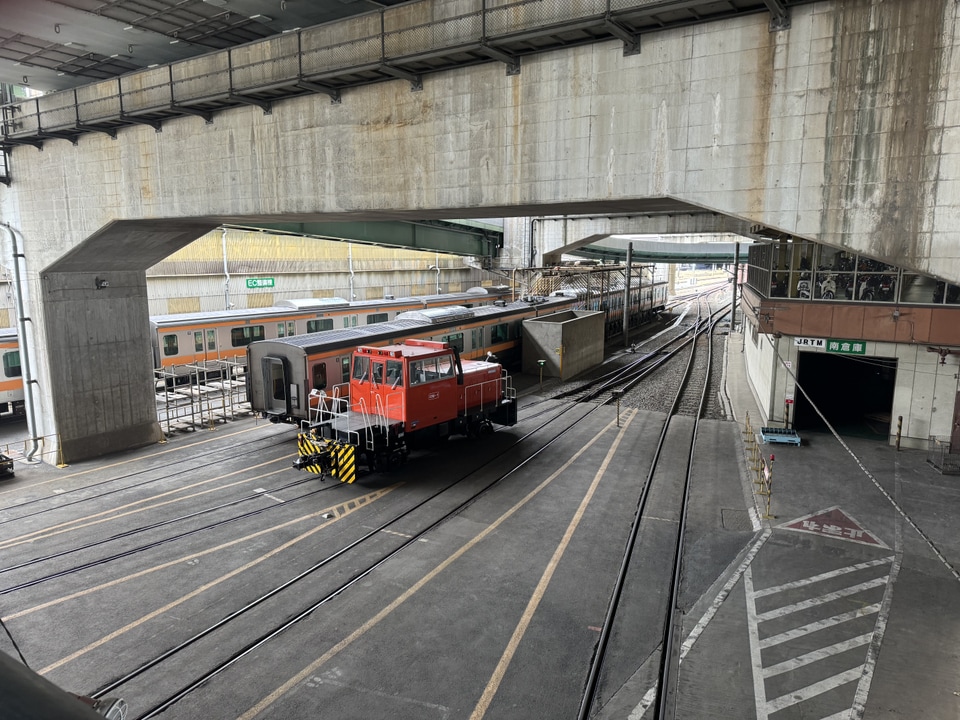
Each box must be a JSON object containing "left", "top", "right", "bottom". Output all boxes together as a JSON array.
[{"left": 0, "top": 0, "right": 956, "bottom": 462}]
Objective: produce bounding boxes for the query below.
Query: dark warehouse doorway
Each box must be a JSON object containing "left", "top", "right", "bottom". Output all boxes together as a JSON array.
[{"left": 792, "top": 352, "right": 897, "bottom": 439}]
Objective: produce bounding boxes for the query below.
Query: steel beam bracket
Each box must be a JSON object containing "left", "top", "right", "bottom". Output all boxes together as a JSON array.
[
  {"left": 171, "top": 105, "right": 214, "bottom": 124},
  {"left": 120, "top": 113, "right": 162, "bottom": 132},
  {"left": 764, "top": 0, "right": 791, "bottom": 31},
  {"left": 297, "top": 80, "right": 342, "bottom": 104},
  {"left": 228, "top": 93, "right": 272, "bottom": 115},
  {"left": 379, "top": 64, "right": 423, "bottom": 92},
  {"left": 480, "top": 43, "right": 521, "bottom": 76},
  {"left": 604, "top": 17, "right": 641, "bottom": 56}
]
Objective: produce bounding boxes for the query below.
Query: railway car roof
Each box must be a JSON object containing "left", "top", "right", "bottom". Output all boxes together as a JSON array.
[{"left": 247, "top": 295, "right": 573, "bottom": 356}]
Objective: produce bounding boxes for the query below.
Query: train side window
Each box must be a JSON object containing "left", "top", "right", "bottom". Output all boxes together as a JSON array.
[
  {"left": 443, "top": 332, "right": 464, "bottom": 352},
  {"left": 366, "top": 313, "right": 388, "bottom": 325},
  {"left": 231, "top": 325, "right": 265, "bottom": 347},
  {"left": 207, "top": 329, "right": 216, "bottom": 351},
  {"left": 386, "top": 360, "right": 403, "bottom": 387},
  {"left": 307, "top": 319, "right": 334, "bottom": 333},
  {"left": 490, "top": 323, "right": 508, "bottom": 343},
  {"left": 409, "top": 360, "right": 424, "bottom": 385},
  {"left": 471, "top": 328, "right": 483, "bottom": 349},
  {"left": 343, "top": 315, "right": 358, "bottom": 328},
  {"left": 312, "top": 363, "right": 327, "bottom": 391},
  {"left": 277, "top": 322, "right": 286, "bottom": 338},
  {"left": 3, "top": 351, "right": 21, "bottom": 378},
  {"left": 340, "top": 356, "right": 351, "bottom": 383},
  {"left": 372, "top": 362, "right": 384, "bottom": 384},
  {"left": 437, "top": 355, "right": 454, "bottom": 378},
  {"left": 287, "top": 322, "right": 296, "bottom": 337},
  {"left": 194, "top": 332, "right": 203, "bottom": 352},
  {"left": 420, "top": 357, "right": 440, "bottom": 382},
  {"left": 352, "top": 355, "right": 370, "bottom": 382},
  {"left": 162, "top": 334, "right": 179, "bottom": 356}
]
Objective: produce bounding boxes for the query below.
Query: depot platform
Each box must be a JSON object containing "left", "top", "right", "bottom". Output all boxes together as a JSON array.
[{"left": 597, "top": 331, "right": 960, "bottom": 719}]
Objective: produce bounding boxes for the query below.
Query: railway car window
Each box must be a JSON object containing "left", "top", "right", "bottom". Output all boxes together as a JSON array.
[
  {"left": 372, "top": 362, "right": 384, "bottom": 384},
  {"left": 231, "top": 325, "right": 265, "bottom": 347},
  {"left": 409, "top": 360, "right": 425, "bottom": 385},
  {"left": 194, "top": 332, "right": 203, "bottom": 352},
  {"left": 344, "top": 315, "right": 358, "bottom": 328},
  {"left": 471, "top": 328, "right": 483, "bottom": 349},
  {"left": 442, "top": 333, "right": 464, "bottom": 352},
  {"left": 352, "top": 355, "right": 370, "bottom": 382},
  {"left": 312, "top": 363, "right": 327, "bottom": 391},
  {"left": 2, "top": 351, "right": 21, "bottom": 378},
  {"left": 207, "top": 330, "right": 216, "bottom": 350},
  {"left": 162, "top": 334, "right": 178, "bottom": 356},
  {"left": 437, "top": 355, "right": 454, "bottom": 378},
  {"left": 490, "top": 323, "right": 509, "bottom": 343},
  {"left": 340, "top": 356, "right": 351, "bottom": 383},
  {"left": 366, "top": 313, "right": 389, "bottom": 325},
  {"left": 307, "top": 319, "right": 334, "bottom": 333},
  {"left": 277, "top": 323, "right": 286, "bottom": 338},
  {"left": 386, "top": 360, "right": 403, "bottom": 387}
]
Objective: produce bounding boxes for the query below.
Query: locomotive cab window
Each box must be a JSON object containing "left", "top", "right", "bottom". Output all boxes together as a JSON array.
[
  {"left": 3, "top": 351, "right": 21, "bottom": 378},
  {"left": 372, "top": 362, "right": 384, "bottom": 384},
  {"left": 352, "top": 355, "right": 370, "bottom": 382},
  {"left": 386, "top": 360, "right": 403, "bottom": 387},
  {"left": 437, "top": 355, "right": 455, "bottom": 378},
  {"left": 162, "top": 334, "right": 178, "bottom": 356},
  {"left": 231, "top": 325, "right": 265, "bottom": 347}
]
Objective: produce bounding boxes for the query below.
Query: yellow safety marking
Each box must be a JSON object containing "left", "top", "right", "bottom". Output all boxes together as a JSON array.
[
  {"left": 0, "top": 423, "right": 279, "bottom": 501},
  {"left": 29, "top": 486, "right": 400, "bottom": 675},
  {"left": 236, "top": 411, "right": 631, "bottom": 720},
  {"left": 0, "top": 458, "right": 287, "bottom": 551},
  {"left": 470, "top": 409, "right": 638, "bottom": 719},
  {"left": 336, "top": 445, "right": 356, "bottom": 484}
]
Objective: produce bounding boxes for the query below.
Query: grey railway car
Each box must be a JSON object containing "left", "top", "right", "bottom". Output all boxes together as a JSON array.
[{"left": 247, "top": 295, "right": 578, "bottom": 425}]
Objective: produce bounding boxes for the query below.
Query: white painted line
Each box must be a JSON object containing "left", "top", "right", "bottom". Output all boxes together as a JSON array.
[
  {"left": 755, "top": 577, "right": 887, "bottom": 621},
  {"left": 255, "top": 488, "right": 285, "bottom": 504},
  {"left": 759, "top": 604, "right": 881, "bottom": 649},
  {"left": 627, "top": 529, "right": 772, "bottom": 720},
  {"left": 819, "top": 710, "right": 853, "bottom": 720},
  {"left": 849, "top": 459, "right": 906, "bottom": 719},
  {"left": 765, "top": 665, "right": 864, "bottom": 713},
  {"left": 744, "top": 566, "right": 769, "bottom": 720},
  {"left": 753, "top": 557, "right": 893, "bottom": 598},
  {"left": 762, "top": 632, "right": 872, "bottom": 677}
]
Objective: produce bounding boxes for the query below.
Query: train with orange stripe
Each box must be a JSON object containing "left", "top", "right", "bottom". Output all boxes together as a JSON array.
[
  {"left": 247, "top": 295, "right": 578, "bottom": 429},
  {"left": 150, "top": 287, "right": 512, "bottom": 381},
  {"left": 0, "top": 328, "right": 22, "bottom": 416}
]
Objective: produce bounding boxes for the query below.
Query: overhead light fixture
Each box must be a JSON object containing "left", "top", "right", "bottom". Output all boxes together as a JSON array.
[
  {"left": 249, "top": 14, "right": 272, "bottom": 21},
  {"left": 169, "top": 39, "right": 180, "bottom": 44},
  {"left": 63, "top": 41, "right": 86, "bottom": 48}
]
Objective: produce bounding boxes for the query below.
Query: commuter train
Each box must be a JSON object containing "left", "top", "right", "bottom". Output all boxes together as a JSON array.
[
  {"left": 150, "top": 286, "right": 511, "bottom": 380},
  {"left": 246, "top": 294, "right": 579, "bottom": 430},
  {"left": 0, "top": 327, "right": 23, "bottom": 416}
]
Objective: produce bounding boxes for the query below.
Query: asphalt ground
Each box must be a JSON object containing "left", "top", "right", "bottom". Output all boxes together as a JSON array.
[{"left": 0, "top": 334, "right": 956, "bottom": 719}]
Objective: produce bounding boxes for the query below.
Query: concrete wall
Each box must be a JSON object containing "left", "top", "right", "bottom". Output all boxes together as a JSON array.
[
  {"left": 522, "top": 310, "right": 604, "bottom": 380},
  {"left": 1, "top": 0, "right": 958, "bottom": 459}
]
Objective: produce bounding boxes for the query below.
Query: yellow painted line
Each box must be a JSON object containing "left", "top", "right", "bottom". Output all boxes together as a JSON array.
[
  {"left": 0, "top": 422, "right": 278, "bottom": 501},
  {"left": 0, "top": 458, "right": 287, "bottom": 550},
  {"left": 35, "top": 485, "right": 398, "bottom": 676},
  {"left": 470, "top": 409, "right": 637, "bottom": 719},
  {"left": 236, "top": 412, "right": 627, "bottom": 720}
]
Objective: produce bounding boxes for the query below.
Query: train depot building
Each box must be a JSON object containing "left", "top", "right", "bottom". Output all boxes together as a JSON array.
[{"left": 740, "top": 238, "right": 960, "bottom": 453}]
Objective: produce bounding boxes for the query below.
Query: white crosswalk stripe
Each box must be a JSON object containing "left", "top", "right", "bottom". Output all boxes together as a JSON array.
[{"left": 745, "top": 555, "right": 894, "bottom": 720}]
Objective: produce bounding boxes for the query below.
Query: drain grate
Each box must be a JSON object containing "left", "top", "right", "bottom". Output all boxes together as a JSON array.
[{"left": 721, "top": 508, "right": 752, "bottom": 530}]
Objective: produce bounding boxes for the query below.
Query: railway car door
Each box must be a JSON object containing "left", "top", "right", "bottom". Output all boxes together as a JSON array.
[{"left": 261, "top": 357, "right": 292, "bottom": 416}]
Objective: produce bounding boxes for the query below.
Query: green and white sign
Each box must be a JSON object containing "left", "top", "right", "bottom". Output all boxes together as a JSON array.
[
  {"left": 246, "top": 277, "right": 275, "bottom": 289},
  {"left": 826, "top": 339, "right": 866, "bottom": 355}
]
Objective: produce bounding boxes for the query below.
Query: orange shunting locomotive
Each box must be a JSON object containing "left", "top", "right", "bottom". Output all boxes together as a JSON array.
[{"left": 294, "top": 339, "right": 517, "bottom": 480}]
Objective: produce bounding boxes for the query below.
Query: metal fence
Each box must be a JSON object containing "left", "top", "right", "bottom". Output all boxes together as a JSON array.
[{"left": 927, "top": 436, "right": 960, "bottom": 475}]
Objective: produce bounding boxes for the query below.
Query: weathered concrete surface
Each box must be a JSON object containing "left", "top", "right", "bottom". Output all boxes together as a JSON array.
[{"left": 0, "top": 0, "right": 957, "bottom": 459}]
